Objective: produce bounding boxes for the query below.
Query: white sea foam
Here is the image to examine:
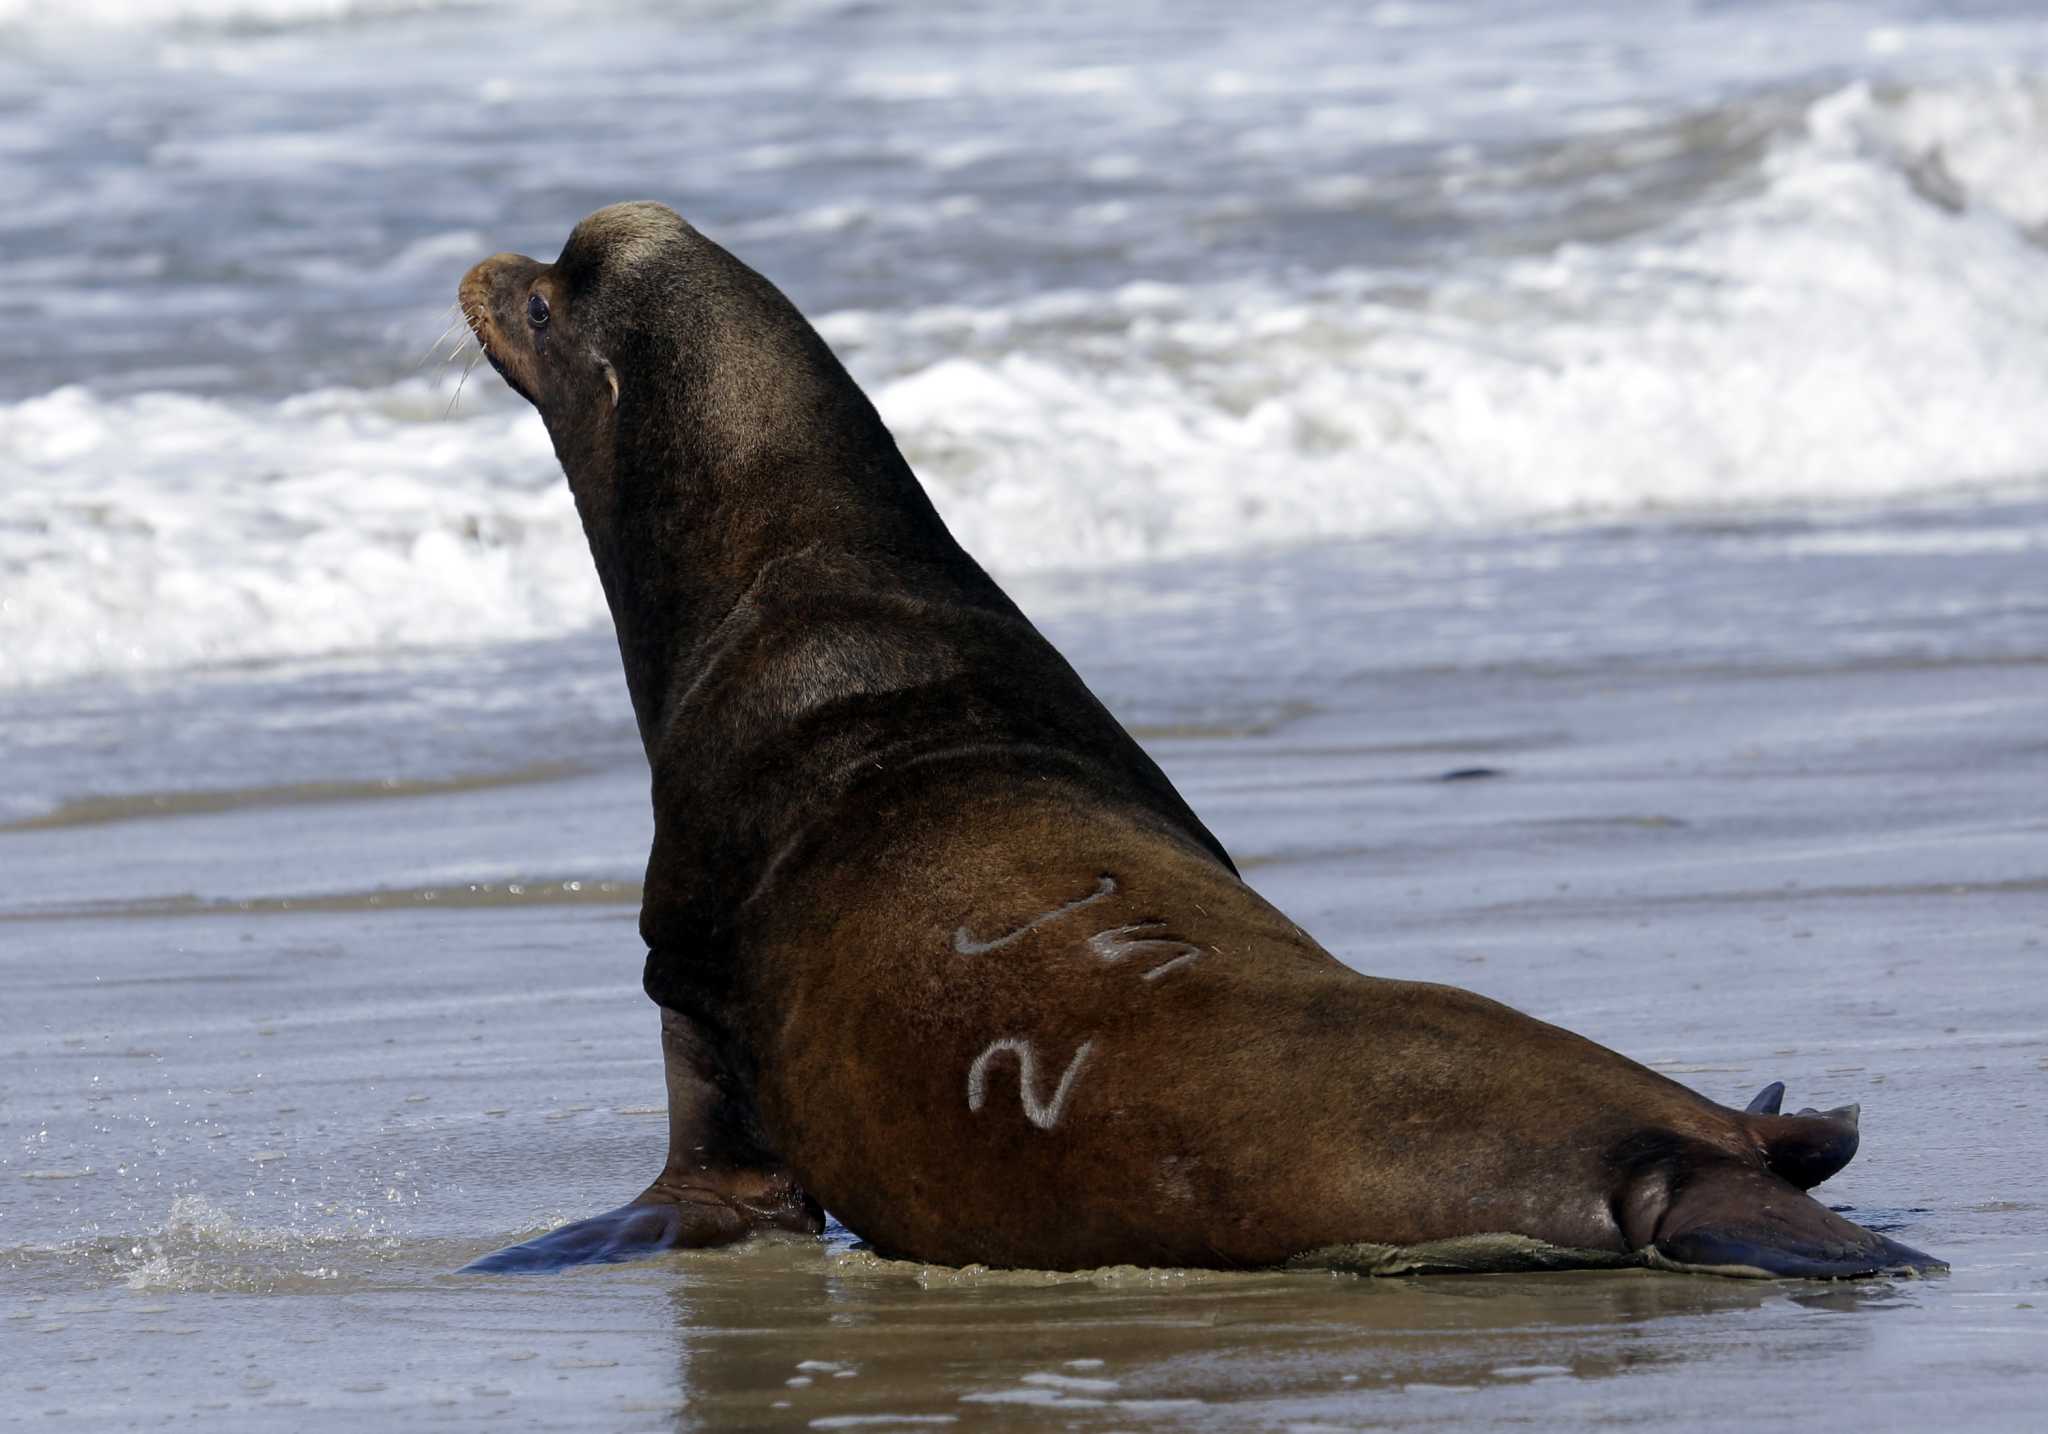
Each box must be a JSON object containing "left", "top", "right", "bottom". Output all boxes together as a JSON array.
[
  {"left": 0, "top": 382, "right": 602, "bottom": 687},
  {"left": 870, "top": 73, "right": 2048, "bottom": 566},
  {"left": 0, "top": 0, "right": 830, "bottom": 33},
  {"left": 0, "top": 0, "right": 477, "bottom": 27},
  {"left": 1809, "top": 69, "right": 2048, "bottom": 230},
  {"left": 3, "top": 73, "right": 2045, "bottom": 689}
]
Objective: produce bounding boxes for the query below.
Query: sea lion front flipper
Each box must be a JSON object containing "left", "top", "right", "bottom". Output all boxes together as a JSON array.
[
  {"left": 458, "top": 1192, "right": 784, "bottom": 1273},
  {"left": 461, "top": 1007, "right": 820, "bottom": 1274},
  {"left": 1641, "top": 1158, "right": 1943, "bottom": 1280}
]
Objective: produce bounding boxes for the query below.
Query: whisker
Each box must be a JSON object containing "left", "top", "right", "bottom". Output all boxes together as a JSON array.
[
  {"left": 430, "top": 325, "right": 472, "bottom": 367},
  {"left": 446, "top": 305, "right": 491, "bottom": 364},
  {"left": 445, "top": 347, "right": 484, "bottom": 418},
  {"left": 414, "top": 303, "right": 469, "bottom": 371}
]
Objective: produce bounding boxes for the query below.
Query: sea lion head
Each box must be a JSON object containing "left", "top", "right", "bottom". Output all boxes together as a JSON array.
[
  {"left": 458, "top": 201, "right": 954, "bottom": 739},
  {"left": 460, "top": 201, "right": 891, "bottom": 528},
  {"left": 458, "top": 202, "right": 700, "bottom": 468}
]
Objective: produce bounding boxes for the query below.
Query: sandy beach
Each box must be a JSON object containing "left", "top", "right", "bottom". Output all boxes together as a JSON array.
[{"left": 7, "top": 497, "right": 2046, "bottom": 1428}]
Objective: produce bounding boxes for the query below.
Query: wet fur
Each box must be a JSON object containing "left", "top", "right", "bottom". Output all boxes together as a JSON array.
[{"left": 456, "top": 204, "right": 1940, "bottom": 1280}]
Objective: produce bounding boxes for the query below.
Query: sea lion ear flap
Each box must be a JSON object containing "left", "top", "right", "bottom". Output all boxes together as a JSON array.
[{"left": 601, "top": 358, "right": 620, "bottom": 410}]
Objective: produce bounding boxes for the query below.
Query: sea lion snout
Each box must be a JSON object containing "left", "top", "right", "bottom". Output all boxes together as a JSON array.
[{"left": 459, "top": 252, "right": 549, "bottom": 405}]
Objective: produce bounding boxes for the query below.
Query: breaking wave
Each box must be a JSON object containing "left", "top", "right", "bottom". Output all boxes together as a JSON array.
[{"left": 4, "top": 73, "right": 2046, "bottom": 688}]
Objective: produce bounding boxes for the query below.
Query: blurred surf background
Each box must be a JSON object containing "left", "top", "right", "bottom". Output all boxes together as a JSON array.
[{"left": 2, "top": 0, "right": 2046, "bottom": 692}]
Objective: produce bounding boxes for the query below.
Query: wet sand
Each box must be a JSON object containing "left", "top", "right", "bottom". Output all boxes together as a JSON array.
[{"left": 4, "top": 506, "right": 2046, "bottom": 1429}]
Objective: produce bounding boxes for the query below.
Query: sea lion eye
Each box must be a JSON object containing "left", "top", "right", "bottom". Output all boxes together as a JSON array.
[{"left": 527, "top": 293, "right": 550, "bottom": 328}]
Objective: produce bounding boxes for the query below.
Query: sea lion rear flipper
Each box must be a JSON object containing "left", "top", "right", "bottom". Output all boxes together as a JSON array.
[
  {"left": 1644, "top": 1159, "right": 1943, "bottom": 1280},
  {"left": 462, "top": 1006, "right": 820, "bottom": 1274},
  {"left": 1733, "top": 1081, "right": 1862, "bottom": 1189},
  {"left": 1748, "top": 1101, "right": 1861, "bottom": 1190}
]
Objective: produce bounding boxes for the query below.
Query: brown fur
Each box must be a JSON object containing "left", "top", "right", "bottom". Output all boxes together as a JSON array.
[{"left": 455, "top": 203, "right": 1938, "bottom": 1279}]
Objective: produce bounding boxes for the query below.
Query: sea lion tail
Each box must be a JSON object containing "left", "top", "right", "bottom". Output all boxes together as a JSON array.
[{"left": 1634, "top": 1155, "right": 1944, "bottom": 1279}]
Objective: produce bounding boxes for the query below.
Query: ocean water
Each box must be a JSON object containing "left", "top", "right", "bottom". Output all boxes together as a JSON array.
[
  {"left": 4, "top": 0, "right": 2048, "bottom": 686},
  {"left": 3, "top": 1, "right": 2047, "bottom": 1429}
]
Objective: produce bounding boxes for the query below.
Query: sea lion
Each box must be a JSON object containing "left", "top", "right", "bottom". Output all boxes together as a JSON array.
[{"left": 454, "top": 202, "right": 1941, "bottom": 1280}]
